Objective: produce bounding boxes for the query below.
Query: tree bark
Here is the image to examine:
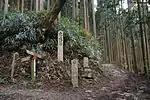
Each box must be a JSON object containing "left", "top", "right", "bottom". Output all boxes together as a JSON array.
[
  {"left": 47, "top": 0, "right": 50, "bottom": 10},
  {"left": 4, "top": 0, "right": 8, "bottom": 15},
  {"left": 21, "top": 0, "right": 24, "bottom": 13},
  {"left": 83, "top": 0, "right": 88, "bottom": 30},
  {"left": 30, "top": 0, "right": 33, "bottom": 11},
  {"left": 17, "top": 0, "right": 20, "bottom": 11},
  {"left": 137, "top": 0, "right": 148, "bottom": 76},
  {"left": 0, "top": 0, "right": 3, "bottom": 11},
  {"left": 36, "top": 0, "right": 39, "bottom": 12},
  {"left": 92, "top": 0, "right": 96, "bottom": 38},
  {"left": 130, "top": 29, "right": 138, "bottom": 73},
  {"left": 41, "top": 0, "right": 66, "bottom": 29},
  {"left": 73, "top": 0, "right": 76, "bottom": 18},
  {"left": 39, "top": 0, "right": 44, "bottom": 10}
]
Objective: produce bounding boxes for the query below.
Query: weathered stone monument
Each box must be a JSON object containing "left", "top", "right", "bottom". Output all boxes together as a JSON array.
[
  {"left": 71, "top": 59, "right": 78, "bottom": 87},
  {"left": 58, "top": 31, "right": 63, "bottom": 62},
  {"left": 83, "top": 57, "right": 92, "bottom": 78}
]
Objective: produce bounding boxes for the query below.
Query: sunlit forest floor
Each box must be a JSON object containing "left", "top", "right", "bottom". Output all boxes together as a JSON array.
[{"left": 0, "top": 62, "right": 150, "bottom": 100}]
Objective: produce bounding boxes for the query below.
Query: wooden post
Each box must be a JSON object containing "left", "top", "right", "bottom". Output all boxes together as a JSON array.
[
  {"left": 31, "top": 56, "right": 37, "bottom": 81},
  {"left": 26, "top": 50, "right": 42, "bottom": 82},
  {"left": 11, "top": 52, "right": 19, "bottom": 82},
  {"left": 71, "top": 59, "right": 78, "bottom": 87},
  {"left": 58, "top": 31, "right": 63, "bottom": 62}
]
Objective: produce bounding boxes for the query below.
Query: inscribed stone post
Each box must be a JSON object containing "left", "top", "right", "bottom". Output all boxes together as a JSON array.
[
  {"left": 83, "top": 57, "right": 92, "bottom": 78},
  {"left": 58, "top": 31, "right": 63, "bottom": 62},
  {"left": 71, "top": 59, "right": 78, "bottom": 87},
  {"left": 83, "top": 57, "right": 89, "bottom": 68}
]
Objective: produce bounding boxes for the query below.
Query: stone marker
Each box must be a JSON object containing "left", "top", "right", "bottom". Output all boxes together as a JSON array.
[
  {"left": 58, "top": 31, "right": 63, "bottom": 62},
  {"left": 83, "top": 57, "right": 89, "bottom": 68},
  {"left": 83, "top": 57, "right": 92, "bottom": 78},
  {"left": 11, "top": 52, "right": 19, "bottom": 82},
  {"left": 71, "top": 59, "right": 78, "bottom": 87}
]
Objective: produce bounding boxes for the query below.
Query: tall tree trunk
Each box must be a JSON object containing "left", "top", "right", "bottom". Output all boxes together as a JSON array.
[
  {"left": 73, "top": 0, "right": 76, "bottom": 18},
  {"left": 86, "top": 0, "right": 90, "bottom": 32},
  {"left": 39, "top": 0, "right": 44, "bottom": 10},
  {"left": 41, "top": 0, "right": 66, "bottom": 29},
  {"left": 79, "top": 0, "right": 83, "bottom": 27},
  {"left": 4, "top": 0, "right": 8, "bottom": 15},
  {"left": 92, "top": 0, "right": 96, "bottom": 38},
  {"left": 36, "top": 0, "right": 39, "bottom": 12},
  {"left": 30, "top": 0, "right": 33, "bottom": 11},
  {"left": 83, "top": 0, "right": 88, "bottom": 30},
  {"left": 47, "top": 0, "right": 50, "bottom": 10},
  {"left": 130, "top": 29, "right": 138, "bottom": 73},
  {"left": 50, "top": 0, "right": 55, "bottom": 9},
  {"left": 17, "top": 0, "right": 20, "bottom": 11},
  {"left": 0, "top": 0, "right": 3, "bottom": 11},
  {"left": 137, "top": 0, "right": 148, "bottom": 76},
  {"left": 105, "top": 13, "right": 110, "bottom": 63},
  {"left": 21, "top": 0, "right": 24, "bottom": 13},
  {"left": 142, "top": 0, "right": 150, "bottom": 77}
]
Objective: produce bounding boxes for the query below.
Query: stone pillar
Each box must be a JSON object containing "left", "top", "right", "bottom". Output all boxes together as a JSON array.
[
  {"left": 58, "top": 31, "right": 63, "bottom": 62},
  {"left": 83, "top": 57, "right": 92, "bottom": 78},
  {"left": 71, "top": 59, "right": 78, "bottom": 87}
]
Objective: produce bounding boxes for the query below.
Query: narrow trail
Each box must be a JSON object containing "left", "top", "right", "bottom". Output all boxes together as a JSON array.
[{"left": 0, "top": 64, "right": 150, "bottom": 100}]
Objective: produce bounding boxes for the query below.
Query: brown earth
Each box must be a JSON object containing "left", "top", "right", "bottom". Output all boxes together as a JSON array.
[{"left": 0, "top": 52, "right": 150, "bottom": 100}]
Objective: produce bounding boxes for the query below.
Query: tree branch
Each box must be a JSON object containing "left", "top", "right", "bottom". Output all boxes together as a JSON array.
[{"left": 41, "top": 0, "right": 66, "bottom": 29}]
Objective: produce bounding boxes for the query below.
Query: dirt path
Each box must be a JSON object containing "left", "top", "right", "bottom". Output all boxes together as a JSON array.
[{"left": 0, "top": 64, "right": 150, "bottom": 100}]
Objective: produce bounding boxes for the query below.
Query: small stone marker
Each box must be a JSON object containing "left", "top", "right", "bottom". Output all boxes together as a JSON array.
[
  {"left": 58, "top": 31, "right": 63, "bottom": 62},
  {"left": 84, "top": 57, "right": 89, "bottom": 68},
  {"left": 71, "top": 59, "right": 78, "bottom": 87},
  {"left": 11, "top": 52, "right": 19, "bottom": 82},
  {"left": 83, "top": 57, "right": 92, "bottom": 78}
]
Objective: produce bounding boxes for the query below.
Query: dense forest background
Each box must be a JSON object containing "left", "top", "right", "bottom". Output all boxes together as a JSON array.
[
  {"left": 1, "top": 0, "right": 150, "bottom": 99},
  {"left": 0, "top": 0, "right": 150, "bottom": 79}
]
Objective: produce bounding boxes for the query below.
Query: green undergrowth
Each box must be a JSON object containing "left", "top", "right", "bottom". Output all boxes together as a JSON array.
[{"left": 0, "top": 11, "right": 101, "bottom": 59}]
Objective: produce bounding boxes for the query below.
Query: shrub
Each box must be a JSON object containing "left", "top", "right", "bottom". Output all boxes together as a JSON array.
[{"left": 0, "top": 12, "right": 101, "bottom": 59}]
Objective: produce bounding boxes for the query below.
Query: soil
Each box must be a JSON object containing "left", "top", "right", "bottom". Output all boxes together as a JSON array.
[{"left": 0, "top": 53, "right": 150, "bottom": 100}]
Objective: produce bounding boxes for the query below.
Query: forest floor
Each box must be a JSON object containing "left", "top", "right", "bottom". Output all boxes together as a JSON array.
[{"left": 0, "top": 63, "right": 150, "bottom": 100}]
